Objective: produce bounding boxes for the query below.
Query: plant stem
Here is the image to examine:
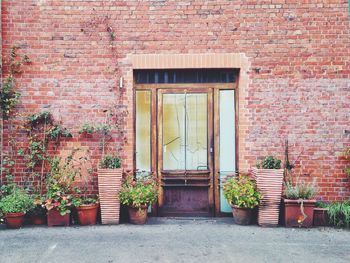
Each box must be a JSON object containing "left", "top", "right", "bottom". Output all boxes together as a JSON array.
[
  {"left": 0, "top": 116, "right": 3, "bottom": 185},
  {"left": 40, "top": 120, "right": 47, "bottom": 195}
]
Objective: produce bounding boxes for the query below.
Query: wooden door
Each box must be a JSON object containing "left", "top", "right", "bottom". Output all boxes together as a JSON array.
[{"left": 157, "top": 88, "right": 214, "bottom": 216}]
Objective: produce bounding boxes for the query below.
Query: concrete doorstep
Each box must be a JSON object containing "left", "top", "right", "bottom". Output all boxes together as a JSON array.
[{"left": 0, "top": 217, "right": 350, "bottom": 263}]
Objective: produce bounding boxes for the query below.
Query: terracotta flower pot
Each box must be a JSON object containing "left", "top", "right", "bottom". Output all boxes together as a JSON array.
[
  {"left": 231, "top": 205, "right": 254, "bottom": 225},
  {"left": 47, "top": 208, "right": 70, "bottom": 227},
  {"left": 98, "top": 168, "right": 122, "bottom": 224},
  {"left": 5, "top": 212, "right": 25, "bottom": 229},
  {"left": 30, "top": 214, "right": 47, "bottom": 225},
  {"left": 128, "top": 206, "right": 148, "bottom": 225},
  {"left": 283, "top": 199, "right": 316, "bottom": 227},
  {"left": 76, "top": 203, "right": 99, "bottom": 226},
  {"left": 313, "top": 207, "right": 329, "bottom": 227}
]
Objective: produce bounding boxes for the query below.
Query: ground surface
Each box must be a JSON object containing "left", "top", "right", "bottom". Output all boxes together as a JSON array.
[{"left": 0, "top": 218, "right": 349, "bottom": 263}]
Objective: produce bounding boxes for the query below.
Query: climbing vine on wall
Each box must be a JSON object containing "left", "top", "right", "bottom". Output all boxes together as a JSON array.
[
  {"left": 79, "top": 8, "right": 128, "bottom": 158},
  {"left": 18, "top": 111, "right": 72, "bottom": 194},
  {"left": 0, "top": 46, "right": 30, "bottom": 119},
  {"left": 0, "top": 46, "right": 30, "bottom": 185}
]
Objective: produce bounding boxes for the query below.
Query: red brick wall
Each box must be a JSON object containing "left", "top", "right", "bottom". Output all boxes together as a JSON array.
[{"left": 2, "top": 1, "right": 350, "bottom": 201}]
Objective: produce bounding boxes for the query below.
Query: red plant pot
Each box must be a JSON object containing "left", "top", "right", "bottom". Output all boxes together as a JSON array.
[
  {"left": 128, "top": 206, "right": 148, "bottom": 225},
  {"left": 76, "top": 203, "right": 99, "bottom": 226},
  {"left": 313, "top": 208, "right": 329, "bottom": 227},
  {"left": 283, "top": 199, "right": 316, "bottom": 227},
  {"left": 5, "top": 212, "right": 25, "bottom": 229},
  {"left": 231, "top": 205, "right": 254, "bottom": 225},
  {"left": 30, "top": 214, "right": 47, "bottom": 225},
  {"left": 47, "top": 208, "right": 70, "bottom": 227}
]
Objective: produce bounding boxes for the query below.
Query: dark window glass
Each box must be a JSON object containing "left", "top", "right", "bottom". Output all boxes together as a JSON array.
[{"left": 135, "top": 69, "right": 237, "bottom": 84}]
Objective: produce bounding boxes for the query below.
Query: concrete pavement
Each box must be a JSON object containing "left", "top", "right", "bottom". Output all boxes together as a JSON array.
[{"left": 0, "top": 218, "right": 349, "bottom": 263}]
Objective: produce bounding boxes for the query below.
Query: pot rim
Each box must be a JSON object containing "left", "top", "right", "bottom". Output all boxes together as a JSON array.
[
  {"left": 283, "top": 198, "right": 317, "bottom": 203},
  {"left": 76, "top": 203, "right": 99, "bottom": 210},
  {"left": 231, "top": 204, "right": 255, "bottom": 210},
  {"left": 5, "top": 212, "right": 25, "bottom": 217}
]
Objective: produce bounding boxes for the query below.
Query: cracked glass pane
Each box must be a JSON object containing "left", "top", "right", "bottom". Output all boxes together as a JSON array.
[
  {"left": 136, "top": 90, "right": 151, "bottom": 172},
  {"left": 163, "top": 94, "right": 186, "bottom": 170},
  {"left": 186, "top": 94, "right": 208, "bottom": 170},
  {"left": 163, "top": 93, "right": 208, "bottom": 171}
]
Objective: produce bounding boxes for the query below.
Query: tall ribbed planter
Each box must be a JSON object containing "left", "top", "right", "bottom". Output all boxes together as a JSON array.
[
  {"left": 252, "top": 168, "right": 284, "bottom": 226},
  {"left": 98, "top": 168, "right": 122, "bottom": 224}
]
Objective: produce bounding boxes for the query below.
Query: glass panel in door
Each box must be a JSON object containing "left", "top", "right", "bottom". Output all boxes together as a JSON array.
[
  {"left": 162, "top": 94, "right": 186, "bottom": 170},
  {"left": 219, "top": 90, "right": 236, "bottom": 212},
  {"left": 162, "top": 93, "right": 208, "bottom": 171},
  {"left": 185, "top": 94, "right": 208, "bottom": 170}
]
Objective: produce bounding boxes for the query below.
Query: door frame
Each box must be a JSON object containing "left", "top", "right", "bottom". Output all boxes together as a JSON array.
[
  {"left": 158, "top": 88, "right": 213, "bottom": 216},
  {"left": 134, "top": 82, "right": 239, "bottom": 216}
]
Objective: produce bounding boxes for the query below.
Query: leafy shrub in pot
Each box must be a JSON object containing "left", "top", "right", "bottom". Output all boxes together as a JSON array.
[
  {"left": 283, "top": 180, "right": 317, "bottom": 227},
  {"left": 256, "top": 155, "right": 282, "bottom": 169},
  {"left": 223, "top": 175, "right": 262, "bottom": 225},
  {"left": 99, "top": 154, "right": 121, "bottom": 169},
  {"left": 327, "top": 202, "right": 350, "bottom": 228},
  {"left": 119, "top": 172, "right": 158, "bottom": 225},
  {"left": 44, "top": 157, "right": 75, "bottom": 226},
  {"left": 253, "top": 156, "right": 284, "bottom": 226},
  {"left": 0, "top": 188, "right": 34, "bottom": 229}
]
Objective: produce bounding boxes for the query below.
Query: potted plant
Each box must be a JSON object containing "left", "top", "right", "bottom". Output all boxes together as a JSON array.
[
  {"left": 72, "top": 194, "right": 99, "bottom": 226},
  {"left": 313, "top": 201, "right": 329, "bottom": 227},
  {"left": 27, "top": 194, "right": 47, "bottom": 225},
  {"left": 283, "top": 180, "right": 316, "bottom": 227},
  {"left": 62, "top": 148, "right": 100, "bottom": 226},
  {"left": 252, "top": 155, "right": 284, "bottom": 226},
  {"left": 0, "top": 187, "right": 34, "bottom": 229},
  {"left": 79, "top": 118, "right": 123, "bottom": 225},
  {"left": 98, "top": 154, "right": 122, "bottom": 224},
  {"left": 44, "top": 157, "right": 75, "bottom": 227},
  {"left": 118, "top": 172, "right": 158, "bottom": 225},
  {"left": 327, "top": 201, "right": 350, "bottom": 228},
  {"left": 223, "top": 175, "right": 262, "bottom": 225}
]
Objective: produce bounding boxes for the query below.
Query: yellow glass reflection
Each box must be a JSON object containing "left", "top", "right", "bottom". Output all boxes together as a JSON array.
[
  {"left": 163, "top": 94, "right": 186, "bottom": 170},
  {"left": 162, "top": 93, "right": 208, "bottom": 171},
  {"left": 136, "top": 91, "right": 151, "bottom": 171},
  {"left": 186, "top": 94, "right": 208, "bottom": 170}
]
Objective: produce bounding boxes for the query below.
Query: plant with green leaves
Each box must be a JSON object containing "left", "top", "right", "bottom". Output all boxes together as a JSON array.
[
  {"left": 27, "top": 194, "right": 46, "bottom": 217},
  {"left": 18, "top": 111, "right": 72, "bottom": 194},
  {"left": 284, "top": 180, "right": 316, "bottom": 200},
  {"left": 343, "top": 147, "right": 350, "bottom": 177},
  {"left": 0, "top": 158, "right": 17, "bottom": 198},
  {"left": 119, "top": 172, "right": 158, "bottom": 209},
  {"left": 0, "top": 187, "right": 34, "bottom": 214},
  {"left": 327, "top": 202, "right": 350, "bottom": 228},
  {"left": 72, "top": 196, "right": 98, "bottom": 207},
  {"left": 0, "top": 46, "right": 30, "bottom": 187},
  {"left": 78, "top": 109, "right": 116, "bottom": 158},
  {"left": 44, "top": 157, "right": 76, "bottom": 216},
  {"left": 99, "top": 154, "right": 121, "bottom": 169},
  {"left": 256, "top": 156, "right": 282, "bottom": 169},
  {"left": 0, "top": 46, "right": 30, "bottom": 119},
  {"left": 223, "top": 175, "right": 262, "bottom": 209},
  {"left": 68, "top": 148, "right": 98, "bottom": 207}
]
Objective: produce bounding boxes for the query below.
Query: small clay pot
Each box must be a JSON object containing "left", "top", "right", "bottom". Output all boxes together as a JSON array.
[
  {"left": 5, "top": 212, "right": 25, "bottom": 229},
  {"left": 231, "top": 205, "right": 254, "bottom": 225},
  {"left": 76, "top": 203, "right": 99, "bottom": 226},
  {"left": 30, "top": 214, "right": 47, "bottom": 225},
  {"left": 283, "top": 199, "right": 316, "bottom": 228},
  {"left": 47, "top": 208, "right": 70, "bottom": 227},
  {"left": 313, "top": 207, "right": 329, "bottom": 227},
  {"left": 128, "top": 206, "right": 148, "bottom": 225}
]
